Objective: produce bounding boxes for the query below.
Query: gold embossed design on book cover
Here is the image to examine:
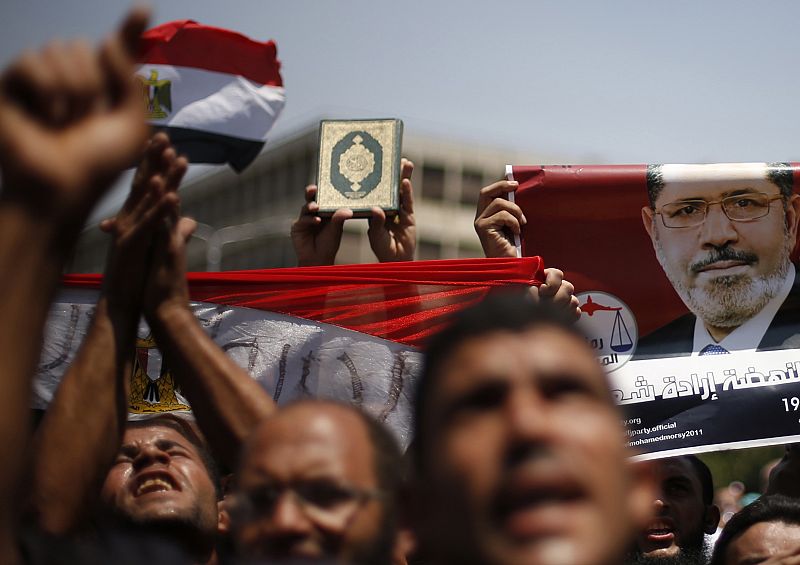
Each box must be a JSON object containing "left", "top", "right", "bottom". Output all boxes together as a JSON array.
[{"left": 317, "top": 120, "right": 399, "bottom": 212}]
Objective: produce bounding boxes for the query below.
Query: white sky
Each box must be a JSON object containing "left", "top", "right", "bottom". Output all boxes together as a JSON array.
[{"left": 2, "top": 0, "right": 799, "bottom": 166}]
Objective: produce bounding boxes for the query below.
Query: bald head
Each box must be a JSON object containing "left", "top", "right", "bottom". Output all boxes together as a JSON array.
[
  {"left": 239, "top": 402, "right": 379, "bottom": 488},
  {"left": 232, "top": 400, "right": 402, "bottom": 564}
]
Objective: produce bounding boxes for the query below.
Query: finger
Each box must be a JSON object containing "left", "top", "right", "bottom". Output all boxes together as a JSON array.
[
  {"left": 330, "top": 207, "right": 353, "bottom": 225},
  {"left": 299, "top": 200, "right": 321, "bottom": 218},
  {"left": 538, "top": 268, "right": 565, "bottom": 299},
  {"left": 138, "top": 191, "right": 179, "bottom": 230},
  {"left": 570, "top": 296, "right": 582, "bottom": 319},
  {"left": 67, "top": 40, "right": 104, "bottom": 119},
  {"left": 476, "top": 210, "right": 522, "bottom": 235},
  {"left": 478, "top": 197, "right": 526, "bottom": 225},
  {"left": 99, "top": 218, "right": 115, "bottom": 233},
  {"left": 477, "top": 180, "right": 519, "bottom": 217},
  {"left": 551, "top": 280, "right": 575, "bottom": 305},
  {"left": 177, "top": 216, "right": 197, "bottom": 243},
  {"left": 400, "top": 158, "right": 414, "bottom": 180},
  {"left": 304, "top": 184, "right": 318, "bottom": 204},
  {"left": 1, "top": 50, "right": 58, "bottom": 122},
  {"left": 399, "top": 177, "right": 414, "bottom": 218},
  {"left": 99, "top": 7, "right": 150, "bottom": 106},
  {"left": 128, "top": 175, "right": 165, "bottom": 222},
  {"left": 292, "top": 215, "right": 322, "bottom": 229},
  {"left": 132, "top": 133, "right": 169, "bottom": 194},
  {"left": 165, "top": 155, "right": 188, "bottom": 192},
  {"left": 368, "top": 206, "right": 387, "bottom": 231},
  {"left": 43, "top": 40, "right": 95, "bottom": 124}
]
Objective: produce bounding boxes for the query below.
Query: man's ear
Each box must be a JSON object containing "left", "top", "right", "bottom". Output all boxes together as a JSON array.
[
  {"left": 703, "top": 504, "right": 721, "bottom": 535},
  {"left": 627, "top": 458, "right": 657, "bottom": 533},
  {"left": 217, "top": 499, "right": 230, "bottom": 535},
  {"left": 642, "top": 206, "right": 657, "bottom": 245},
  {"left": 391, "top": 527, "right": 416, "bottom": 565},
  {"left": 785, "top": 194, "right": 800, "bottom": 244}
]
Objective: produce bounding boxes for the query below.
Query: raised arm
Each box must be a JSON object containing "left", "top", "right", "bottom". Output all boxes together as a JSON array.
[
  {"left": 474, "top": 179, "right": 580, "bottom": 319},
  {"left": 368, "top": 158, "right": 416, "bottom": 262},
  {"left": 29, "top": 134, "right": 181, "bottom": 534},
  {"left": 144, "top": 211, "right": 276, "bottom": 470},
  {"left": 474, "top": 179, "right": 525, "bottom": 258},
  {"left": 290, "top": 184, "right": 353, "bottom": 266},
  {"left": 0, "top": 9, "right": 148, "bottom": 561}
]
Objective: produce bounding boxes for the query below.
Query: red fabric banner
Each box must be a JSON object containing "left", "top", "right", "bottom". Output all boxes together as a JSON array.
[{"left": 64, "top": 257, "right": 544, "bottom": 348}]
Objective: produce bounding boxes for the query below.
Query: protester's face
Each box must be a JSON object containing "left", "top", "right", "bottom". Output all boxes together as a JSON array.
[
  {"left": 642, "top": 164, "right": 799, "bottom": 329},
  {"left": 636, "top": 458, "right": 716, "bottom": 560},
  {"left": 421, "top": 326, "right": 652, "bottom": 565},
  {"left": 767, "top": 444, "right": 800, "bottom": 498},
  {"left": 100, "top": 424, "right": 219, "bottom": 534},
  {"left": 233, "top": 404, "right": 391, "bottom": 564},
  {"left": 723, "top": 520, "right": 800, "bottom": 565}
]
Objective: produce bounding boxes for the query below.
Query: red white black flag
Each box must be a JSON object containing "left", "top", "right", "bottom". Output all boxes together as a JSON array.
[{"left": 136, "top": 20, "right": 285, "bottom": 172}]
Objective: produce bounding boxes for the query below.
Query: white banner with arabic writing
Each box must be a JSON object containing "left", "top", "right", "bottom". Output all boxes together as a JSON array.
[{"left": 35, "top": 289, "right": 421, "bottom": 449}]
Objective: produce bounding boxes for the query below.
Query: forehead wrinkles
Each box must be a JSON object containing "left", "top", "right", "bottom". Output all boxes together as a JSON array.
[
  {"left": 122, "top": 425, "right": 192, "bottom": 451},
  {"left": 242, "top": 409, "right": 375, "bottom": 485},
  {"left": 432, "top": 328, "right": 605, "bottom": 405}
]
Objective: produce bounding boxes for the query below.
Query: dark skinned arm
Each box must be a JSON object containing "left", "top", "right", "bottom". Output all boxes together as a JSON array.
[
  {"left": 0, "top": 9, "right": 149, "bottom": 560},
  {"left": 144, "top": 214, "right": 276, "bottom": 470},
  {"left": 29, "top": 133, "right": 183, "bottom": 535}
]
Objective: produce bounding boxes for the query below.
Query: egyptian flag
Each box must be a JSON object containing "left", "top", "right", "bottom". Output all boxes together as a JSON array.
[
  {"left": 136, "top": 20, "right": 285, "bottom": 172},
  {"left": 35, "top": 258, "right": 543, "bottom": 447}
]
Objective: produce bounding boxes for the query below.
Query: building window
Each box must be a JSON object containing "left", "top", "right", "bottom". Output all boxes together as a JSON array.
[
  {"left": 460, "top": 169, "right": 484, "bottom": 206},
  {"left": 421, "top": 164, "right": 445, "bottom": 201}
]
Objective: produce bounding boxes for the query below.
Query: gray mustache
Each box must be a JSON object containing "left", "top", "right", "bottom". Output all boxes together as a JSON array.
[{"left": 690, "top": 247, "right": 758, "bottom": 273}]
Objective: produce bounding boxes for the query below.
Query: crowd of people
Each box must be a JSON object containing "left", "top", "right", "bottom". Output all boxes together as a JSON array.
[{"left": 3, "top": 9, "right": 800, "bottom": 565}]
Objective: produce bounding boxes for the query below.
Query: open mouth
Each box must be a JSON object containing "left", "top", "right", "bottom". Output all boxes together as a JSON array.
[
  {"left": 645, "top": 519, "right": 675, "bottom": 542},
  {"left": 493, "top": 473, "right": 586, "bottom": 538},
  {"left": 133, "top": 471, "right": 178, "bottom": 497}
]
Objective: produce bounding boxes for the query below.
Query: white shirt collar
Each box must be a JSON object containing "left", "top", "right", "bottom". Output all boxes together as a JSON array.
[{"left": 692, "top": 264, "right": 795, "bottom": 355}]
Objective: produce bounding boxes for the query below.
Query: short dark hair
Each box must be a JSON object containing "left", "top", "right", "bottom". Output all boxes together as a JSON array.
[
  {"left": 412, "top": 291, "right": 595, "bottom": 472},
  {"left": 127, "top": 416, "right": 221, "bottom": 499},
  {"left": 711, "top": 494, "right": 800, "bottom": 565},
  {"left": 646, "top": 164, "right": 665, "bottom": 208},
  {"left": 645, "top": 162, "right": 794, "bottom": 208},
  {"left": 350, "top": 403, "right": 405, "bottom": 499},
  {"left": 681, "top": 455, "right": 714, "bottom": 506}
]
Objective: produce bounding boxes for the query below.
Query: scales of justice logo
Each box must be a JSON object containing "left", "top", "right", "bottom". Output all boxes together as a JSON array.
[
  {"left": 576, "top": 291, "right": 638, "bottom": 371},
  {"left": 330, "top": 131, "right": 384, "bottom": 199},
  {"left": 138, "top": 69, "right": 172, "bottom": 120}
]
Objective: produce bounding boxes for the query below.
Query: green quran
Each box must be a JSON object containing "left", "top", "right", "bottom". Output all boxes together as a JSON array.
[{"left": 315, "top": 119, "right": 403, "bottom": 216}]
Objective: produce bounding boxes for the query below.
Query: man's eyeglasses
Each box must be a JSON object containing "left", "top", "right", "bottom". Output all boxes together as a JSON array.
[
  {"left": 231, "top": 480, "right": 383, "bottom": 531},
  {"left": 655, "top": 192, "right": 784, "bottom": 228}
]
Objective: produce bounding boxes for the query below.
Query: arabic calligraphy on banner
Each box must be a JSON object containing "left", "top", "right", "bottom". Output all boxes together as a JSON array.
[{"left": 614, "top": 349, "right": 800, "bottom": 460}]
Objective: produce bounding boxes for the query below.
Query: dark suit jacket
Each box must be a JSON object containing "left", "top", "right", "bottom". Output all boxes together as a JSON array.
[{"left": 634, "top": 267, "right": 800, "bottom": 360}]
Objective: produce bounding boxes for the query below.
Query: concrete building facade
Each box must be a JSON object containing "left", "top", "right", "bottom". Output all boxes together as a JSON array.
[{"left": 69, "top": 122, "right": 560, "bottom": 273}]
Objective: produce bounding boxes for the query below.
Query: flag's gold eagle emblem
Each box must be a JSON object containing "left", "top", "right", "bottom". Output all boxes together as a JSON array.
[
  {"left": 138, "top": 69, "right": 172, "bottom": 120},
  {"left": 129, "top": 334, "right": 189, "bottom": 414}
]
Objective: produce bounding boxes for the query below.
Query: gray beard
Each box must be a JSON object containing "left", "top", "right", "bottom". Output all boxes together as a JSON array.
[{"left": 654, "top": 236, "right": 791, "bottom": 329}]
